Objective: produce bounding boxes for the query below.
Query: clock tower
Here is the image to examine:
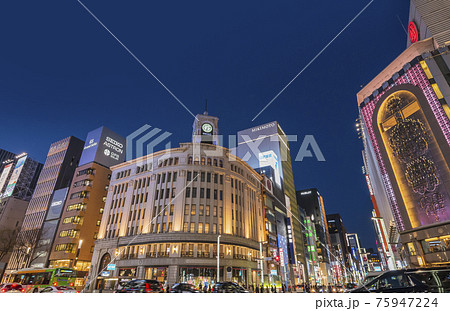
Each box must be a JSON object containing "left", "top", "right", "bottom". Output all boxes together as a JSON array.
[{"left": 192, "top": 108, "right": 219, "bottom": 145}]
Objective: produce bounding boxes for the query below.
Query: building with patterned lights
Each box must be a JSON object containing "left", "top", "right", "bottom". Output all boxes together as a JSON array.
[
  {"left": 87, "top": 112, "right": 265, "bottom": 291},
  {"left": 358, "top": 0, "right": 450, "bottom": 267}
]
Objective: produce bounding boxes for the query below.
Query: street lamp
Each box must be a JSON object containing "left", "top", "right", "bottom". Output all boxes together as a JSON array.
[{"left": 217, "top": 235, "right": 221, "bottom": 282}]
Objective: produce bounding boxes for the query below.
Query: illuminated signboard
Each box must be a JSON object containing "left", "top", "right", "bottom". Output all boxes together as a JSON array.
[
  {"left": 46, "top": 188, "right": 69, "bottom": 221},
  {"left": 3, "top": 156, "right": 27, "bottom": 197},
  {"left": 408, "top": 21, "right": 419, "bottom": 43},
  {"left": 237, "top": 121, "right": 285, "bottom": 201},
  {"left": 79, "top": 126, "right": 126, "bottom": 168},
  {"left": 0, "top": 163, "right": 13, "bottom": 194}
]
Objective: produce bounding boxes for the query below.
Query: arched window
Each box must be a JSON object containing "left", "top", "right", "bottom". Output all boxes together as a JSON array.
[
  {"left": 213, "top": 159, "right": 218, "bottom": 166},
  {"left": 98, "top": 252, "right": 111, "bottom": 274},
  {"left": 207, "top": 158, "right": 212, "bottom": 166},
  {"left": 194, "top": 157, "right": 199, "bottom": 165},
  {"left": 188, "top": 157, "right": 193, "bottom": 165},
  {"left": 201, "top": 157, "right": 206, "bottom": 165},
  {"left": 219, "top": 160, "right": 223, "bottom": 168}
]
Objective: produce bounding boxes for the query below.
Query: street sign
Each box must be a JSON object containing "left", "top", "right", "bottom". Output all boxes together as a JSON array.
[
  {"left": 107, "top": 264, "right": 116, "bottom": 271},
  {"left": 101, "top": 271, "right": 110, "bottom": 277}
]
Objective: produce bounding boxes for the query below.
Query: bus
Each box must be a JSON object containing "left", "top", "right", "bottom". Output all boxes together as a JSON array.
[{"left": 9, "top": 268, "right": 77, "bottom": 293}]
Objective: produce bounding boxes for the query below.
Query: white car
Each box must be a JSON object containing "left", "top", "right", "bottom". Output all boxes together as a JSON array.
[{"left": 39, "top": 286, "right": 78, "bottom": 293}]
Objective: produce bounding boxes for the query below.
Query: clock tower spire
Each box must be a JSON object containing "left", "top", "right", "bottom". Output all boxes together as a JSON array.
[{"left": 192, "top": 106, "right": 219, "bottom": 145}]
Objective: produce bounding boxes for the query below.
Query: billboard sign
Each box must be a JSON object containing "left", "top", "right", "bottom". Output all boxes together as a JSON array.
[
  {"left": 3, "top": 156, "right": 27, "bottom": 198},
  {"left": 46, "top": 188, "right": 69, "bottom": 221},
  {"left": 0, "top": 163, "right": 13, "bottom": 194},
  {"left": 79, "top": 126, "right": 126, "bottom": 167}
]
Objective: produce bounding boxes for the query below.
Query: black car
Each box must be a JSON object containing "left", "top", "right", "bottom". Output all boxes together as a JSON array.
[
  {"left": 212, "top": 282, "right": 248, "bottom": 293},
  {"left": 350, "top": 270, "right": 428, "bottom": 293},
  {"left": 170, "top": 283, "right": 200, "bottom": 293},
  {"left": 115, "top": 279, "right": 163, "bottom": 293},
  {"left": 405, "top": 268, "right": 450, "bottom": 293}
]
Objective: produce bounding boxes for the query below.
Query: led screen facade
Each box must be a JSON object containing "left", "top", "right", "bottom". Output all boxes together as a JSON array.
[
  {"left": 3, "top": 156, "right": 27, "bottom": 198},
  {"left": 0, "top": 163, "right": 13, "bottom": 195},
  {"left": 79, "top": 126, "right": 126, "bottom": 168}
]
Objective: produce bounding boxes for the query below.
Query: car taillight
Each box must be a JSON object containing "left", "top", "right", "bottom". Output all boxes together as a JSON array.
[
  {"left": 70, "top": 283, "right": 74, "bottom": 287},
  {"left": 1, "top": 289, "right": 6, "bottom": 293},
  {"left": 21, "top": 289, "right": 26, "bottom": 293},
  {"left": 145, "top": 283, "right": 152, "bottom": 293},
  {"left": 53, "top": 282, "right": 58, "bottom": 286},
  {"left": 76, "top": 291, "right": 80, "bottom": 293}
]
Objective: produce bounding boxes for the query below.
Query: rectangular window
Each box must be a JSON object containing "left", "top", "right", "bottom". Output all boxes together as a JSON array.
[
  {"left": 171, "top": 188, "right": 176, "bottom": 198},
  {"left": 220, "top": 175, "right": 223, "bottom": 184},
  {"left": 170, "top": 204, "right": 174, "bottom": 216},
  {"left": 192, "top": 188, "right": 197, "bottom": 198},
  {"left": 206, "top": 205, "right": 210, "bottom": 216},
  {"left": 198, "top": 223, "right": 203, "bottom": 234},
  {"left": 219, "top": 190, "right": 223, "bottom": 201},
  {"left": 193, "top": 171, "right": 198, "bottom": 181},
  {"left": 165, "top": 188, "right": 170, "bottom": 199},
  {"left": 199, "top": 205, "right": 204, "bottom": 216},
  {"left": 162, "top": 173, "right": 166, "bottom": 183},
  {"left": 200, "top": 188, "right": 205, "bottom": 198},
  {"left": 191, "top": 204, "right": 196, "bottom": 216},
  {"left": 187, "top": 171, "right": 192, "bottom": 181},
  {"left": 214, "top": 206, "right": 217, "bottom": 217},
  {"left": 157, "top": 174, "right": 161, "bottom": 184},
  {"left": 173, "top": 172, "right": 177, "bottom": 182},
  {"left": 184, "top": 204, "right": 189, "bottom": 215},
  {"left": 213, "top": 224, "right": 217, "bottom": 234},
  {"left": 214, "top": 174, "right": 218, "bottom": 184},
  {"left": 201, "top": 172, "right": 205, "bottom": 182},
  {"left": 207, "top": 172, "right": 211, "bottom": 183},
  {"left": 205, "top": 223, "right": 209, "bottom": 233},
  {"left": 167, "top": 172, "right": 172, "bottom": 182},
  {"left": 185, "top": 187, "right": 191, "bottom": 198},
  {"left": 190, "top": 223, "right": 195, "bottom": 232},
  {"left": 183, "top": 223, "right": 188, "bottom": 232},
  {"left": 168, "top": 222, "right": 173, "bottom": 232},
  {"left": 160, "top": 189, "right": 164, "bottom": 199},
  {"left": 214, "top": 190, "right": 217, "bottom": 200},
  {"left": 206, "top": 188, "right": 210, "bottom": 199}
]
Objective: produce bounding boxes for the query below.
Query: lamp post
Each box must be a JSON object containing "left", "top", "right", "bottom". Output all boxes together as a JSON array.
[{"left": 217, "top": 235, "right": 221, "bottom": 283}]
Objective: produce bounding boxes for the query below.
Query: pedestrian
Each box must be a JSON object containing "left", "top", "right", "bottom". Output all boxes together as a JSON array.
[{"left": 282, "top": 283, "right": 286, "bottom": 293}]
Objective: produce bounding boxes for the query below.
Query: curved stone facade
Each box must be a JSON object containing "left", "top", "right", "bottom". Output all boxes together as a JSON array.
[{"left": 88, "top": 143, "right": 265, "bottom": 291}]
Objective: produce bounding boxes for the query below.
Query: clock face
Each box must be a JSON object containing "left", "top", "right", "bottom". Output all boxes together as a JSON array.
[{"left": 202, "top": 123, "right": 213, "bottom": 133}]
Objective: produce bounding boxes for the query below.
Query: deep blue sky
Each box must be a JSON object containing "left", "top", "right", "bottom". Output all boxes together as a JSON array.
[{"left": 0, "top": 0, "right": 410, "bottom": 249}]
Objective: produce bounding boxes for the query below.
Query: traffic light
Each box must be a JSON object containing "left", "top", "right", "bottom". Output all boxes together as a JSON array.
[{"left": 274, "top": 255, "right": 280, "bottom": 262}]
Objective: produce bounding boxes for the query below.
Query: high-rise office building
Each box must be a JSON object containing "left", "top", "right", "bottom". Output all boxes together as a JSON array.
[
  {"left": 237, "top": 121, "right": 305, "bottom": 287},
  {"left": 0, "top": 152, "right": 42, "bottom": 279},
  {"left": 326, "top": 213, "right": 351, "bottom": 285},
  {"left": 48, "top": 127, "right": 125, "bottom": 288},
  {"left": 4, "top": 137, "right": 84, "bottom": 278},
  {"left": 296, "top": 189, "right": 332, "bottom": 286}
]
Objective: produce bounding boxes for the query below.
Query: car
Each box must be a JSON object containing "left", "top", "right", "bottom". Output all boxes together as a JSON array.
[
  {"left": 169, "top": 283, "right": 200, "bottom": 293},
  {"left": 115, "top": 279, "right": 163, "bottom": 293},
  {"left": 363, "top": 271, "right": 383, "bottom": 284},
  {"left": 211, "top": 282, "right": 248, "bottom": 293},
  {"left": 0, "top": 283, "right": 25, "bottom": 293},
  {"left": 39, "top": 286, "right": 78, "bottom": 293},
  {"left": 350, "top": 270, "right": 428, "bottom": 293},
  {"left": 332, "top": 286, "right": 344, "bottom": 293},
  {"left": 344, "top": 283, "right": 358, "bottom": 292},
  {"left": 405, "top": 268, "right": 450, "bottom": 293}
]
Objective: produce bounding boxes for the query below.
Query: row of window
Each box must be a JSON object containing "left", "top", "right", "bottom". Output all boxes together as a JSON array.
[
  {"left": 183, "top": 204, "right": 222, "bottom": 217},
  {"left": 185, "top": 187, "right": 223, "bottom": 200},
  {"left": 116, "top": 169, "right": 131, "bottom": 180},
  {"left": 77, "top": 168, "right": 94, "bottom": 177},
  {"left": 70, "top": 191, "right": 89, "bottom": 200},
  {"left": 66, "top": 203, "right": 86, "bottom": 212},
  {"left": 156, "top": 171, "right": 178, "bottom": 184},
  {"left": 59, "top": 229, "right": 79, "bottom": 238},
  {"left": 157, "top": 157, "right": 179, "bottom": 167},
  {"left": 188, "top": 156, "right": 223, "bottom": 167},
  {"left": 186, "top": 171, "right": 223, "bottom": 184},
  {"left": 73, "top": 179, "right": 92, "bottom": 188}
]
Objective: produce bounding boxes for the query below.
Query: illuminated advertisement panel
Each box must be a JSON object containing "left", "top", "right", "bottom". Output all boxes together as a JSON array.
[
  {"left": 237, "top": 121, "right": 285, "bottom": 201},
  {"left": 79, "top": 126, "right": 126, "bottom": 167},
  {"left": 0, "top": 163, "right": 13, "bottom": 194},
  {"left": 3, "top": 156, "right": 27, "bottom": 197}
]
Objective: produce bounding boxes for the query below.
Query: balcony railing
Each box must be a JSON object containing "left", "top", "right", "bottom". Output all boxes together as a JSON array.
[
  {"left": 181, "top": 251, "right": 194, "bottom": 257},
  {"left": 197, "top": 252, "right": 210, "bottom": 258}
]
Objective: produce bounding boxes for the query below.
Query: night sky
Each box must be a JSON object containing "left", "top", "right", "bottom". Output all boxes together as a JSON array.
[{"left": 0, "top": 0, "right": 410, "bottom": 249}]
